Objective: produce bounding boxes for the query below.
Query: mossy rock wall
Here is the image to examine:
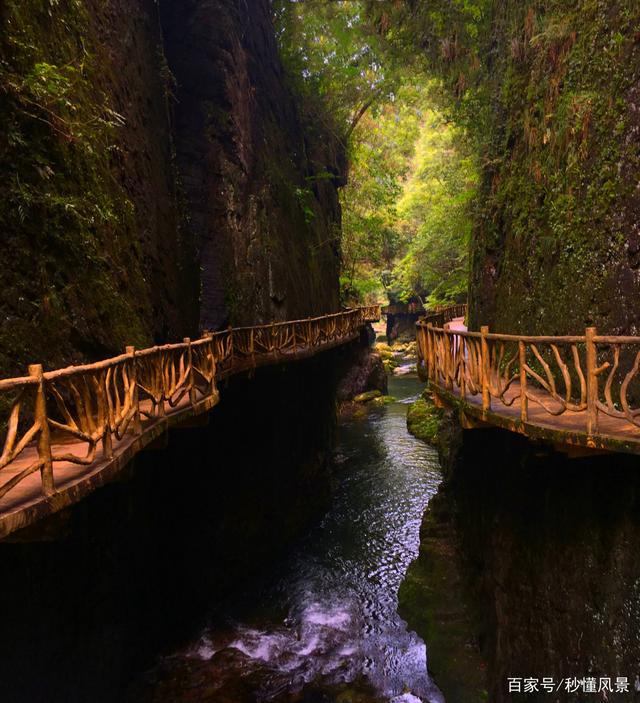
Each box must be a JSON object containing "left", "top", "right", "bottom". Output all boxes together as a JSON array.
[
  {"left": 406, "top": 394, "right": 444, "bottom": 448},
  {"left": 0, "top": 0, "right": 199, "bottom": 375},
  {"left": 0, "top": 0, "right": 344, "bottom": 376},
  {"left": 160, "top": 0, "right": 344, "bottom": 330},
  {"left": 372, "top": 0, "right": 640, "bottom": 335},
  {"left": 468, "top": 1, "right": 640, "bottom": 336}
]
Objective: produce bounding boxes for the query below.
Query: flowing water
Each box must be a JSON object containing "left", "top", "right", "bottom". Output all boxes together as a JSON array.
[{"left": 134, "top": 375, "right": 443, "bottom": 703}]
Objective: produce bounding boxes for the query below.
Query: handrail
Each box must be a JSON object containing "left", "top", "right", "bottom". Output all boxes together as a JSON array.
[
  {"left": 382, "top": 302, "right": 423, "bottom": 315},
  {"left": 420, "top": 303, "right": 467, "bottom": 328},
  {"left": 0, "top": 306, "right": 381, "bottom": 503},
  {"left": 416, "top": 319, "right": 640, "bottom": 441}
]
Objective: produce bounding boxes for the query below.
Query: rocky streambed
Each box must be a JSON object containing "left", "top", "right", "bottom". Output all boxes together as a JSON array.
[{"left": 129, "top": 374, "right": 446, "bottom": 703}]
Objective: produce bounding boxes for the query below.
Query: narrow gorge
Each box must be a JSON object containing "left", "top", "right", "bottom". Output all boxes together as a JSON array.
[{"left": 1, "top": 2, "right": 640, "bottom": 703}]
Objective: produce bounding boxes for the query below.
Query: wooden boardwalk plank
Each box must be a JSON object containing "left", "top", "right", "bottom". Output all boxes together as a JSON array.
[
  {"left": 422, "top": 314, "right": 640, "bottom": 457},
  {"left": 0, "top": 309, "right": 379, "bottom": 540}
]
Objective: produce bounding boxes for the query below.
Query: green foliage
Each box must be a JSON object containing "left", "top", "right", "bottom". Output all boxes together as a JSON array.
[
  {"left": 294, "top": 186, "right": 316, "bottom": 224},
  {"left": 340, "top": 83, "right": 477, "bottom": 306},
  {"left": 273, "top": 0, "right": 399, "bottom": 138},
  {"left": 0, "top": 0, "right": 153, "bottom": 374},
  {"left": 274, "top": 3, "right": 477, "bottom": 309},
  {"left": 365, "top": 0, "right": 640, "bottom": 333},
  {"left": 393, "top": 109, "right": 477, "bottom": 307}
]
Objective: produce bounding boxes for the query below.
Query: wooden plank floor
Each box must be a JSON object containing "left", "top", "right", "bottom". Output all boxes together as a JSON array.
[
  {"left": 0, "top": 331, "right": 361, "bottom": 540},
  {"left": 434, "top": 319, "right": 640, "bottom": 456},
  {"left": 0, "top": 393, "right": 218, "bottom": 539}
]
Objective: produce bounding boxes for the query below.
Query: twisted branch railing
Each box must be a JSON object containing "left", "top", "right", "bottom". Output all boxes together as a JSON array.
[
  {"left": 0, "top": 306, "right": 380, "bottom": 502},
  {"left": 417, "top": 321, "right": 640, "bottom": 438},
  {"left": 420, "top": 303, "right": 468, "bottom": 328}
]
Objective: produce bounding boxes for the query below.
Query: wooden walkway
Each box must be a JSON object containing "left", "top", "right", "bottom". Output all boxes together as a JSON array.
[
  {"left": 0, "top": 306, "right": 380, "bottom": 539},
  {"left": 417, "top": 310, "right": 640, "bottom": 457}
]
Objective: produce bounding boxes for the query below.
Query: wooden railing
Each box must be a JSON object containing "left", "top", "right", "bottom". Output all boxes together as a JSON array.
[
  {"left": 382, "top": 302, "right": 423, "bottom": 315},
  {"left": 360, "top": 305, "right": 382, "bottom": 322},
  {"left": 420, "top": 303, "right": 468, "bottom": 328},
  {"left": 417, "top": 322, "right": 640, "bottom": 441},
  {"left": 0, "top": 307, "right": 379, "bottom": 503}
]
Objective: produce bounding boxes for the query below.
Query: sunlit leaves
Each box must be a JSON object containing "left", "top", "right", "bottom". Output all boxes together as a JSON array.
[
  {"left": 341, "top": 83, "right": 477, "bottom": 306},
  {"left": 274, "top": 2, "right": 477, "bottom": 307},
  {"left": 273, "top": 0, "right": 399, "bottom": 136}
]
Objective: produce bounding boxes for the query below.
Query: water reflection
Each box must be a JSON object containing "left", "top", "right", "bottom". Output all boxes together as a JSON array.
[{"left": 133, "top": 376, "right": 443, "bottom": 702}]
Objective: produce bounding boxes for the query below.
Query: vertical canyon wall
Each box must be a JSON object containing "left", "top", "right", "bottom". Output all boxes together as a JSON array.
[
  {"left": 370, "top": 0, "right": 640, "bottom": 334},
  {"left": 160, "top": 0, "right": 344, "bottom": 330},
  {"left": 0, "top": 0, "right": 343, "bottom": 377},
  {"left": 466, "top": 1, "right": 640, "bottom": 335}
]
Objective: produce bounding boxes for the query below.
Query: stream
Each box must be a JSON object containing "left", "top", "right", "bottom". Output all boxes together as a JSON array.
[{"left": 131, "top": 374, "right": 444, "bottom": 703}]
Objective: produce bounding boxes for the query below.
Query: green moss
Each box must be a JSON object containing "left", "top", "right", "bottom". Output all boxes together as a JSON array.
[
  {"left": 382, "top": 358, "right": 398, "bottom": 373},
  {"left": 0, "top": 0, "right": 158, "bottom": 373},
  {"left": 406, "top": 393, "right": 444, "bottom": 446},
  {"left": 469, "top": 1, "right": 640, "bottom": 334},
  {"left": 353, "top": 389, "right": 382, "bottom": 403},
  {"left": 369, "top": 394, "right": 396, "bottom": 406},
  {"left": 377, "top": 349, "right": 395, "bottom": 361},
  {"left": 398, "top": 495, "right": 488, "bottom": 703}
]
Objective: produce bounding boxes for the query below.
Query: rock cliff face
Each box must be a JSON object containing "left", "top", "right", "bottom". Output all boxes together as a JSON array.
[
  {"left": 0, "top": 0, "right": 198, "bottom": 374},
  {"left": 0, "top": 0, "right": 343, "bottom": 376},
  {"left": 442, "top": 429, "right": 640, "bottom": 703},
  {"left": 371, "top": 0, "right": 640, "bottom": 334},
  {"left": 466, "top": 1, "right": 640, "bottom": 336},
  {"left": 402, "top": 422, "right": 640, "bottom": 703},
  {"left": 161, "top": 0, "right": 344, "bottom": 329}
]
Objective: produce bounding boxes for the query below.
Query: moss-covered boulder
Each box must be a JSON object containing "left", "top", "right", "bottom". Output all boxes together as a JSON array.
[
  {"left": 353, "top": 390, "right": 383, "bottom": 403},
  {"left": 369, "top": 395, "right": 396, "bottom": 407},
  {"left": 375, "top": 342, "right": 393, "bottom": 353},
  {"left": 406, "top": 393, "right": 444, "bottom": 446},
  {"left": 382, "top": 358, "right": 398, "bottom": 373},
  {"left": 398, "top": 492, "right": 488, "bottom": 703},
  {"left": 377, "top": 348, "right": 396, "bottom": 362}
]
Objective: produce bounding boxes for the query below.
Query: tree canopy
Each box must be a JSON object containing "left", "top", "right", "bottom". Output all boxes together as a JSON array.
[
  {"left": 340, "top": 83, "right": 477, "bottom": 306},
  {"left": 273, "top": 0, "right": 399, "bottom": 139},
  {"left": 273, "top": 1, "right": 477, "bottom": 309}
]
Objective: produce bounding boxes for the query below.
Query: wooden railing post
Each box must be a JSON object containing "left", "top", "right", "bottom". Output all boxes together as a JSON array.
[
  {"left": 156, "top": 353, "right": 166, "bottom": 418},
  {"left": 29, "top": 364, "right": 54, "bottom": 497},
  {"left": 126, "top": 346, "right": 142, "bottom": 435},
  {"left": 228, "top": 326, "right": 235, "bottom": 369},
  {"left": 586, "top": 327, "right": 598, "bottom": 435},
  {"left": 101, "top": 366, "right": 114, "bottom": 459},
  {"left": 183, "top": 338, "right": 196, "bottom": 406},
  {"left": 441, "top": 330, "right": 448, "bottom": 388},
  {"left": 445, "top": 331, "right": 453, "bottom": 390},
  {"left": 432, "top": 328, "right": 438, "bottom": 384},
  {"left": 207, "top": 334, "right": 219, "bottom": 395},
  {"left": 423, "top": 324, "right": 430, "bottom": 380},
  {"left": 426, "top": 324, "right": 434, "bottom": 382},
  {"left": 519, "top": 340, "right": 528, "bottom": 423},
  {"left": 102, "top": 420, "right": 113, "bottom": 459},
  {"left": 206, "top": 335, "right": 218, "bottom": 396},
  {"left": 459, "top": 335, "right": 466, "bottom": 399},
  {"left": 481, "top": 325, "right": 491, "bottom": 413}
]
